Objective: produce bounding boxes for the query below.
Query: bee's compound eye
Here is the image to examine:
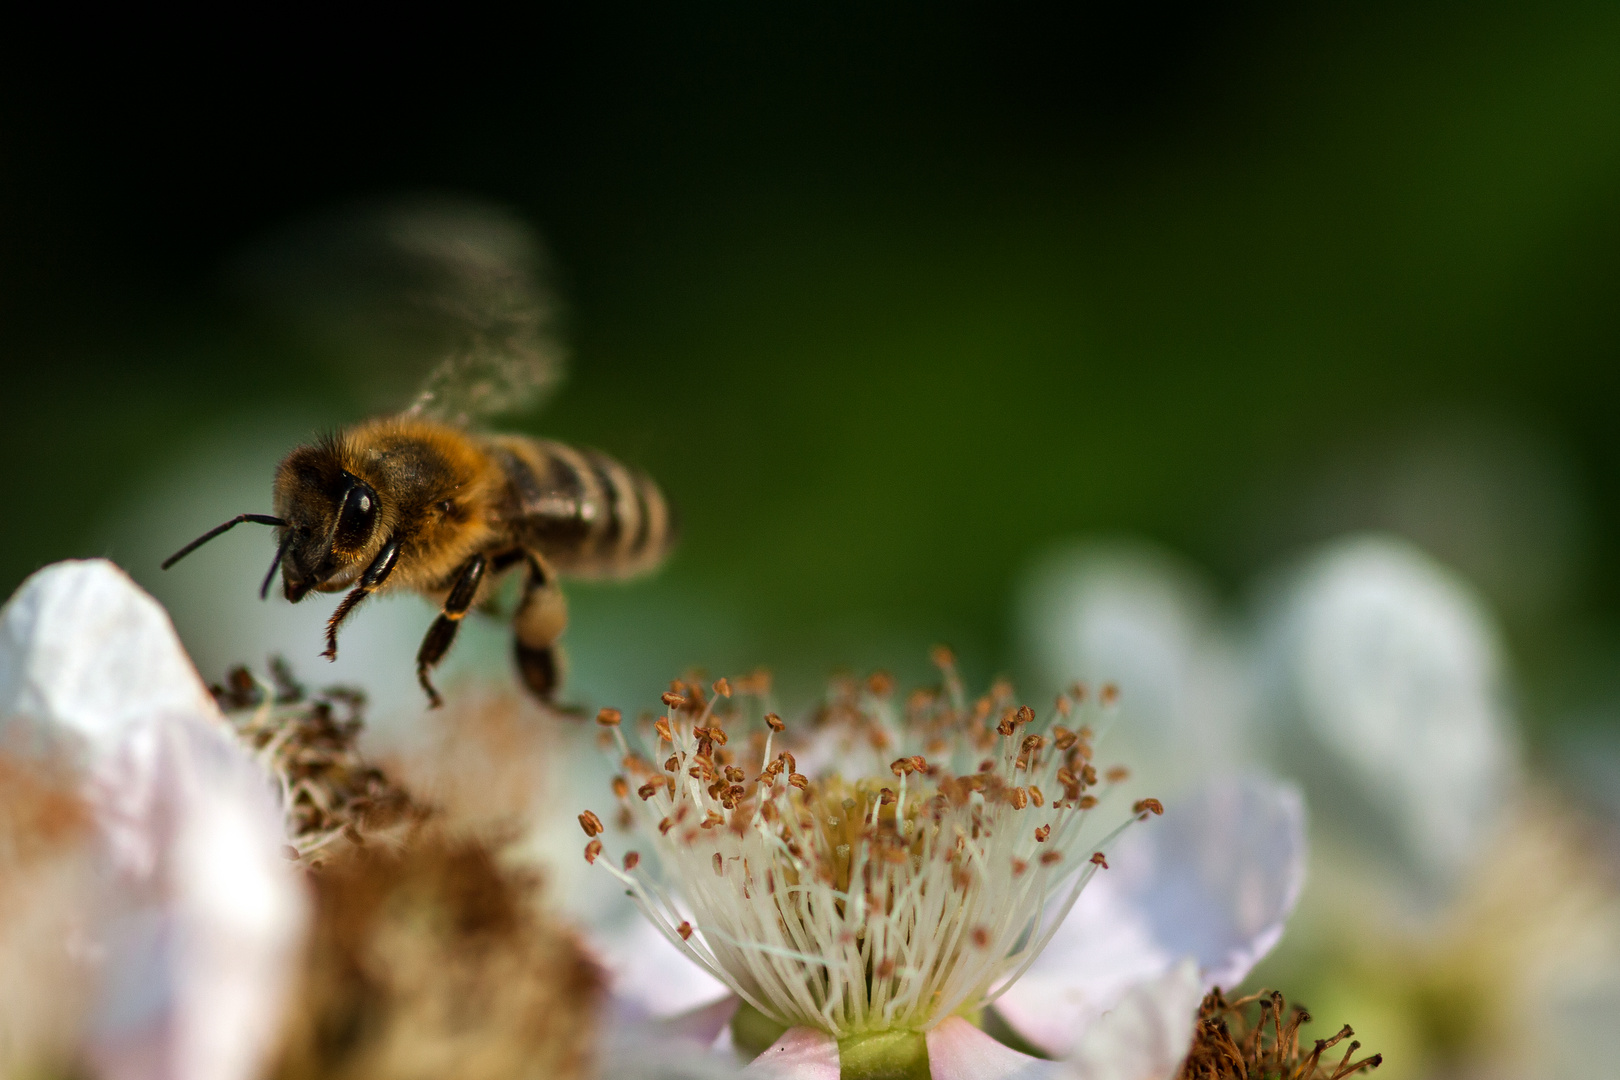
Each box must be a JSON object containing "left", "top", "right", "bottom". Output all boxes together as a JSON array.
[{"left": 334, "top": 482, "right": 379, "bottom": 551}]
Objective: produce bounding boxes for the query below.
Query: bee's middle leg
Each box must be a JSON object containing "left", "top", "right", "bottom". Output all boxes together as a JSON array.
[
  {"left": 415, "top": 553, "right": 487, "bottom": 708},
  {"left": 512, "top": 553, "right": 567, "bottom": 702}
]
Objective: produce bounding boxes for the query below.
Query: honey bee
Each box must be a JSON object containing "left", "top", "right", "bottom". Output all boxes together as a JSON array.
[{"left": 162, "top": 203, "right": 675, "bottom": 708}]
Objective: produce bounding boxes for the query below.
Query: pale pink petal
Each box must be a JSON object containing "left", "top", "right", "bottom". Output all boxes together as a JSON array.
[
  {"left": 1065, "top": 960, "right": 1203, "bottom": 1080},
  {"left": 659, "top": 994, "right": 742, "bottom": 1049},
  {"left": 997, "top": 775, "right": 1304, "bottom": 1057},
  {"left": 926, "top": 1017, "right": 1068, "bottom": 1080},
  {"left": 0, "top": 561, "right": 216, "bottom": 762},
  {"left": 746, "top": 1026, "right": 840, "bottom": 1078},
  {"left": 594, "top": 909, "right": 733, "bottom": 1018},
  {"left": 0, "top": 561, "right": 307, "bottom": 1080}
]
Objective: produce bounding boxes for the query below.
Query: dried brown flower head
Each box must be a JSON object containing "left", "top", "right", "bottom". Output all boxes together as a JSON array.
[
  {"left": 215, "top": 662, "right": 425, "bottom": 862},
  {"left": 1178, "top": 988, "right": 1382, "bottom": 1080},
  {"left": 269, "top": 828, "right": 604, "bottom": 1080}
]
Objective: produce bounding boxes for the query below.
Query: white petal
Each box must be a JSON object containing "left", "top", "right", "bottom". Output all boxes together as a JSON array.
[
  {"left": 1262, "top": 535, "right": 1517, "bottom": 881},
  {"left": 1064, "top": 960, "right": 1203, "bottom": 1080},
  {"left": 0, "top": 561, "right": 216, "bottom": 762},
  {"left": 594, "top": 910, "right": 734, "bottom": 1018},
  {"left": 746, "top": 1026, "right": 840, "bottom": 1079},
  {"left": 0, "top": 561, "right": 306, "bottom": 1080},
  {"left": 926, "top": 1018, "right": 1068, "bottom": 1080},
  {"left": 86, "top": 711, "right": 306, "bottom": 1080},
  {"left": 996, "top": 775, "right": 1304, "bottom": 1057},
  {"left": 1018, "top": 542, "right": 1255, "bottom": 785}
]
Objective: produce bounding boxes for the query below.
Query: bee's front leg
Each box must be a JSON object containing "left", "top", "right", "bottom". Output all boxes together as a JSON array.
[
  {"left": 322, "top": 537, "right": 401, "bottom": 660},
  {"left": 415, "top": 552, "right": 487, "bottom": 708}
]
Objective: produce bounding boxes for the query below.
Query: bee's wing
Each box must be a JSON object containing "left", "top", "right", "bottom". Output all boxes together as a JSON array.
[{"left": 231, "top": 198, "right": 566, "bottom": 424}]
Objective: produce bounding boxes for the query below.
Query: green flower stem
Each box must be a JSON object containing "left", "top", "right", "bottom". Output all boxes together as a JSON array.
[{"left": 837, "top": 1029, "right": 930, "bottom": 1080}]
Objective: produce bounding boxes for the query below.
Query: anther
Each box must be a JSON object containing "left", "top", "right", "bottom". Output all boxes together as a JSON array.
[
  {"left": 712, "top": 852, "right": 725, "bottom": 876},
  {"left": 930, "top": 645, "right": 956, "bottom": 669},
  {"left": 970, "top": 926, "right": 990, "bottom": 948},
  {"left": 1034, "top": 825, "right": 1050, "bottom": 842},
  {"left": 661, "top": 691, "right": 686, "bottom": 708},
  {"left": 1041, "top": 851, "right": 1064, "bottom": 866},
  {"left": 713, "top": 677, "right": 731, "bottom": 698},
  {"left": 596, "top": 707, "right": 623, "bottom": 726},
  {"left": 655, "top": 718, "right": 674, "bottom": 743},
  {"left": 578, "top": 810, "right": 604, "bottom": 837},
  {"left": 1011, "top": 858, "right": 1028, "bottom": 876},
  {"left": 1106, "top": 766, "right": 1130, "bottom": 783},
  {"left": 678, "top": 921, "right": 693, "bottom": 941},
  {"left": 765, "top": 712, "right": 785, "bottom": 732},
  {"left": 1089, "top": 852, "right": 1108, "bottom": 869},
  {"left": 1133, "top": 797, "right": 1164, "bottom": 817},
  {"left": 638, "top": 781, "right": 661, "bottom": 800},
  {"left": 1015, "top": 705, "right": 1034, "bottom": 725},
  {"left": 584, "top": 839, "right": 603, "bottom": 863},
  {"left": 1029, "top": 784, "right": 1044, "bottom": 807},
  {"left": 1100, "top": 683, "right": 1119, "bottom": 705},
  {"left": 623, "top": 851, "right": 641, "bottom": 871}
]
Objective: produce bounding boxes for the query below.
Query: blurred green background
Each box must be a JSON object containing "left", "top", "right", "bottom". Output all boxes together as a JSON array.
[{"left": 3, "top": 3, "right": 1618, "bottom": 734}]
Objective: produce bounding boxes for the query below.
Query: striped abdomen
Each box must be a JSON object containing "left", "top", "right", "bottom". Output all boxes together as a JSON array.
[{"left": 485, "top": 435, "right": 674, "bottom": 578}]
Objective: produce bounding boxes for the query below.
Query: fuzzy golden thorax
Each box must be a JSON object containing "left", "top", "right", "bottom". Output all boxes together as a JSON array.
[{"left": 272, "top": 418, "right": 506, "bottom": 601}]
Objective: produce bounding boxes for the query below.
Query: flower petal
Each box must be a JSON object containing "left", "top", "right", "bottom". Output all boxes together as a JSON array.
[
  {"left": 0, "top": 560, "right": 216, "bottom": 762},
  {"left": 746, "top": 1026, "right": 840, "bottom": 1078},
  {"left": 0, "top": 561, "right": 307, "bottom": 1080},
  {"left": 1064, "top": 959, "right": 1203, "bottom": 1080},
  {"left": 1262, "top": 535, "right": 1517, "bottom": 884},
  {"left": 594, "top": 909, "right": 734, "bottom": 1019},
  {"left": 86, "top": 711, "right": 306, "bottom": 1080},
  {"left": 995, "top": 775, "right": 1304, "bottom": 1057},
  {"left": 926, "top": 1017, "right": 1068, "bottom": 1080}
]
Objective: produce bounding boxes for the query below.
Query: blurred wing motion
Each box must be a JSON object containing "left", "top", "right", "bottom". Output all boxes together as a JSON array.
[
  {"left": 233, "top": 197, "right": 566, "bottom": 424},
  {"left": 390, "top": 205, "right": 565, "bottom": 426}
]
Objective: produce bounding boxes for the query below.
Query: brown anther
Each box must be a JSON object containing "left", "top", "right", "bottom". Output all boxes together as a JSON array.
[
  {"left": 638, "top": 781, "right": 661, "bottom": 800},
  {"left": 1055, "top": 695, "right": 1072, "bottom": 717},
  {"left": 1100, "top": 683, "right": 1119, "bottom": 705},
  {"left": 867, "top": 671, "right": 895, "bottom": 698},
  {"left": 970, "top": 925, "right": 990, "bottom": 948},
  {"left": 910, "top": 755, "right": 927, "bottom": 773},
  {"left": 724, "top": 766, "right": 746, "bottom": 783},
  {"left": 584, "top": 839, "right": 603, "bottom": 863},
  {"left": 789, "top": 774, "right": 809, "bottom": 790},
  {"left": 997, "top": 716, "right": 1016, "bottom": 737},
  {"left": 765, "top": 712, "right": 785, "bottom": 732},
  {"left": 1053, "top": 726, "right": 1077, "bottom": 750},
  {"left": 1008, "top": 787, "right": 1029, "bottom": 810},
  {"left": 616, "top": 806, "right": 634, "bottom": 830},
  {"left": 1015, "top": 705, "right": 1034, "bottom": 725},
  {"left": 1070, "top": 682, "right": 1088, "bottom": 702},
  {"left": 930, "top": 645, "right": 956, "bottom": 669},
  {"left": 978, "top": 759, "right": 995, "bottom": 773},
  {"left": 678, "top": 921, "right": 693, "bottom": 941},
  {"left": 655, "top": 718, "right": 674, "bottom": 743},
  {"left": 1011, "top": 858, "right": 1028, "bottom": 876},
  {"left": 1090, "top": 851, "right": 1109, "bottom": 869},
  {"left": 708, "top": 726, "right": 729, "bottom": 746},
  {"left": 596, "top": 707, "right": 623, "bottom": 726},
  {"left": 1041, "top": 851, "right": 1064, "bottom": 866},
  {"left": 1133, "top": 797, "right": 1164, "bottom": 817},
  {"left": 879, "top": 788, "right": 896, "bottom": 805},
  {"left": 1034, "top": 824, "right": 1051, "bottom": 842},
  {"left": 578, "top": 810, "right": 604, "bottom": 837},
  {"left": 612, "top": 776, "right": 630, "bottom": 799},
  {"left": 712, "top": 852, "right": 725, "bottom": 876},
  {"left": 623, "top": 851, "right": 641, "bottom": 871},
  {"left": 874, "top": 958, "right": 896, "bottom": 979},
  {"left": 659, "top": 817, "right": 674, "bottom": 835},
  {"left": 781, "top": 752, "right": 797, "bottom": 774},
  {"left": 1029, "top": 784, "right": 1045, "bottom": 807},
  {"left": 661, "top": 691, "right": 686, "bottom": 708},
  {"left": 713, "top": 677, "right": 732, "bottom": 698},
  {"left": 890, "top": 757, "right": 912, "bottom": 778},
  {"left": 1106, "top": 766, "right": 1130, "bottom": 783}
]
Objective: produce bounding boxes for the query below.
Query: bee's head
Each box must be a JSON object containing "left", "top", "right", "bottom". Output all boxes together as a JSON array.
[{"left": 273, "top": 440, "right": 383, "bottom": 602}]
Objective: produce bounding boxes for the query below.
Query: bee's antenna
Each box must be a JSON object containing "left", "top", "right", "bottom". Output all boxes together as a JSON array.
[
  {"left": 260, "top": 531, "right": 296, "bottom": 600},
  {"left": 162, "top": 514, "right": 288, "bottom": 570}
]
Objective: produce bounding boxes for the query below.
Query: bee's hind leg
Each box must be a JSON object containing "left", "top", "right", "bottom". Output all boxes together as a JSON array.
[
  {"left": 512, "top": 552, "right": 567, "bottom": 703},
  {"left": 415, "top": 553, "right": 487, "bottom": 708}
]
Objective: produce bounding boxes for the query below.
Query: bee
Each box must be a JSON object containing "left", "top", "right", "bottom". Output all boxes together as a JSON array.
[{"left": 161, "top": 203, "right": 675, "bottom": 708}]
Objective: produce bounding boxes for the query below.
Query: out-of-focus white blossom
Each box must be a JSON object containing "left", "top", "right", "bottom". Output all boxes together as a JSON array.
[
  {"left": 1019, "top": 543, "right": 1255, "bottom": 790},
  {"left": 1259, "top": 535, "right": 1518, "bottom": 887}
]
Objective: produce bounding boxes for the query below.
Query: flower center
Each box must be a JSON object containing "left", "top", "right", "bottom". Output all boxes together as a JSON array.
[{"left": 584, "top": 660, "right": 1160, "bottom": 1039}]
